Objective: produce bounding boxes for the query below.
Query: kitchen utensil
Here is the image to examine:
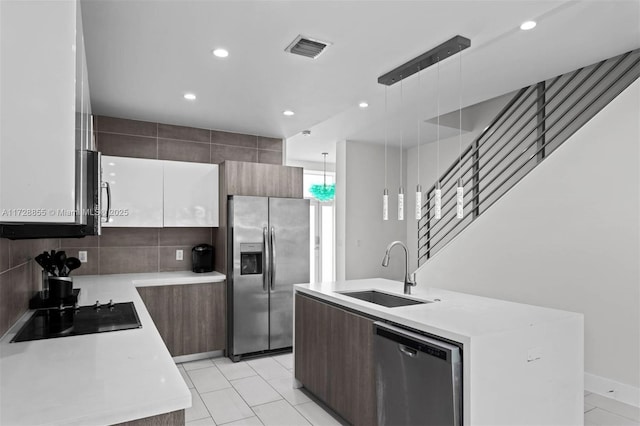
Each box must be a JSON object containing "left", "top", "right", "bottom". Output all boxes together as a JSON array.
[
  {"left": 65, "top": 257, "right": 82, "bottom": 276},
  {"left": 54, "top": 251, "right": 67, "bottom": 277},
  {"left": 35, "top": 251, "right": 57, "bottom": 276}
]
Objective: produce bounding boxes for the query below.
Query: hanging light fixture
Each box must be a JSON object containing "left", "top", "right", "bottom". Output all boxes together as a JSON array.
[
  {"left": 398, "top": 76, "right": 404, "bottom": 221},
  {"left": 415, "top": 66, "right": 422, "bottom": 221},
  {"left": 434, "top": 57, "right": 442, "bottom": 220},
  {"left": 310, "top": 153, "right": 335, "bottom": 202},
  {"left": 376, "top": 35, "right": 470, "bottom": 222},
  {"left": 383, "top": 87, "right": 389, "bottom": 221},
  {"left": 456, "top": 46, "right": 464, "bottom": 219}
]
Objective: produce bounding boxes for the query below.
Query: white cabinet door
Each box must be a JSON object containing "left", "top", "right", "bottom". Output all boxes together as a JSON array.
[
  {"left": 164, "top": 161, "right": 219, "bottom": 227},
  {"left": 102, "top": 156, "right": 163, "bottom": 227},
  {"left": 0, "top": 0, "right": 77, "bottom": 222}
]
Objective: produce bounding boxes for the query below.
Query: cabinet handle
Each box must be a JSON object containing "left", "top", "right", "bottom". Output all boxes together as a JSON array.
[
  {"left": 263, "top": 227, "right": 269, "bottom": 292},
  {"left": 270, "top": 226, "right": 276, "bottom": 290},
  {"left": 101, "top": 181, "right": 111, "bottom": 223},
  {"left": 398, "top": 345, "right": 418, "bottom": 358}
]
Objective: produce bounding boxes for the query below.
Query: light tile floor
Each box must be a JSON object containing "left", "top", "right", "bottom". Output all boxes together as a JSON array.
[
  {"left": 179, "top": 353, "right": 346, "bottom": 426},
  {"left": 179, "top": 354, "right": 639, "bottom": 426}
]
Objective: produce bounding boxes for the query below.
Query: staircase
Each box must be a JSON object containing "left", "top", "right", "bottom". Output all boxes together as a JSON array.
[{"left": 418, "top": 49, "right": 640, "bottom": 265}]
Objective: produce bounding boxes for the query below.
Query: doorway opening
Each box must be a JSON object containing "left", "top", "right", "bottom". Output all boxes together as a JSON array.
[{"left": 304, "top": 170, "right": 335, "bottom": 283}]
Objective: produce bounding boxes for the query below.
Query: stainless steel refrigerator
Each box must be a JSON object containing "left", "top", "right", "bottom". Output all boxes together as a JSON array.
[{"left": 227, "top": 195, "right": 310, "bottom": 361}]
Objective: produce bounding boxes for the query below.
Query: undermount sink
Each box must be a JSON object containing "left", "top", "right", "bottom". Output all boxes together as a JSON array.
[{"left": 338, "top": 290, "right": 430, "bottom": 308}]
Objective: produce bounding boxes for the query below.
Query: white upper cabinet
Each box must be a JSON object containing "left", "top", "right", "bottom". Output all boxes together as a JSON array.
[
  {"left": 164, "top": 161, "right": 219, "bottom": 227},
  {"left": 102, "top": 156, "right": 219, "bottom": 228},
  {"left": 102, "top": 156, "right": 164, "bottom": 227},
  {"left": 0, "top": 0, "right": 89, "bottom": 223}
]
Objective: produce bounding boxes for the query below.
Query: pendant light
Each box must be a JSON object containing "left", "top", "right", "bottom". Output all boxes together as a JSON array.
[
  {"left": 456, "top": 46, "right": 464, "bottom": 219},
  {"left": 383, "top": 87, "right": 389, "bottom": 221},
  {"left": 398, "top": 76, "right": 404, "bottom": 221},
  {"left": 434, "top": 57, "right": 442, "bottom": 220},
  {"left": 310, "top": 153, "right": 335, "bottom": 202},
  {"left": 415, "top": 66, "right": 422, "bottom": 221}
]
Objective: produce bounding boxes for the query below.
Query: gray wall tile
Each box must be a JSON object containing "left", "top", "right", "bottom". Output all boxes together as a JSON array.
[
  {"left": 59, "top": 247, "right": 99, "bottom": 276},
  {"left": 97, "top": 133, "right": 158, "bottom": 159},
  {"left": 158, "top": 139, "right": 211, "bottom": 163},
  {"left": 10, "top": 238, "right": 59, "bottom": 268},
  {"left": 159, "top": 228, "right": 212, "bottom": 247},
  {"left": 60, "top": 235, "right": 100, "bottom": 248},
  {"left": 211, "top": 130, "right": 257, "bottom": 148},
  {"left": 257, "top": 137, "right": 283, "bottom": 151},
  {"left": 0, "top": 262, "right": 40, "bottom": 336},
  {"left": 211, "top": 144, "right": 258, "bottom": 164},
  {"left": 0, "top": 239, "right": 10, "bottom": 273},
  {"left": 258, "top": 150, "right": 283, "bottom": 165},
  {"left": 95, "top": 116, "right": 157, "bottom": 137},
  {"left": 158, "top": 123, "right": 210, "bottom": 143},
  {"left": 159, "top": 246, "right": 193, "bottom": 272},
  {"left": 100, "top": 247, "right": 158, "bottom": 274},
  {"left": 100, "top": 228, "right": 158, "bottom": 247}
]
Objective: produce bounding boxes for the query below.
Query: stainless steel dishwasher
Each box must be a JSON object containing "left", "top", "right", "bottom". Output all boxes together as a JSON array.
[{"left": 374, "top": 322, "right": 462, "bottom": 426}]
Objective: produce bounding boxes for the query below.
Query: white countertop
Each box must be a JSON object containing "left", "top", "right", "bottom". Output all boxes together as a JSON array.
[
  {"left": 295, "top": 278, "right": 581, "bottom": 343},
  {"left": 0, "top": 270, "right": 225, "bottom": 426}
]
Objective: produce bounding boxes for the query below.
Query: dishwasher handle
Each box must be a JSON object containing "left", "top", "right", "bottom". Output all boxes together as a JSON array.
[
  {"left": 374, "top": 321, "right": 461, "bottom": 364},
  {"left": 398, "top": 345, "right": 418, "bottom": 358}
]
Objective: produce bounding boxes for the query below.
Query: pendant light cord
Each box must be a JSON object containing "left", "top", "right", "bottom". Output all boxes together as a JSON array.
[
  {"left": 417, "top": 67, "right": 421, "bottom": 185},
  {"left": 322, "top": 153, "right": 327, "bottom": 187},
  {"left": 400, "top": 76, "right": 403, "bottom": 186},
  {"left": 384, "top": 86, "right": 388, "bottom": 189},
  {"left": 458, "top": 45, "right": 463, "bottom": 179},
  {"left": 437, "top": 58, "right": 440, "bottom": 181}
]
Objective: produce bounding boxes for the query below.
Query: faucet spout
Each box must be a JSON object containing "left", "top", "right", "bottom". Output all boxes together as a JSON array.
[{"left": 381, "top": 241, "right": 416, "bottom": 295}]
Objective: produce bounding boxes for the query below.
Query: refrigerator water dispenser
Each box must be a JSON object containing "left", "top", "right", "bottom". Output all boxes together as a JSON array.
[{"left": 240, "top": 243, "right": 263, "bottom": 275}]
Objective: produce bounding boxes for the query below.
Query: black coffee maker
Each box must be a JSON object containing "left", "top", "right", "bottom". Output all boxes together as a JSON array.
[{"left": 192, "top": 244, "right": 214, "bottom": 273}]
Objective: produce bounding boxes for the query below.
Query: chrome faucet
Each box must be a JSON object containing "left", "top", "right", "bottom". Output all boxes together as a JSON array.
[{"left": 381, "top": 241, "right": 416, "bottom": 295}]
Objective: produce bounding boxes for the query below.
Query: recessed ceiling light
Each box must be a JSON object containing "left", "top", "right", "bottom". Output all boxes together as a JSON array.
[
  {"left": 520, "top": 21, "right": 537, "bottom": 31},
  {"left": 359, "top": 102, "right": 369, "bottom": 108},
  {"left": 283, "top": 110, "right": 295, "bottom": 116},
  {"left": 212, "top": 48, "right": 229, "bottom": 58},
  {"left": 184, "top": 93, "right": 196, "bottom": 100}
]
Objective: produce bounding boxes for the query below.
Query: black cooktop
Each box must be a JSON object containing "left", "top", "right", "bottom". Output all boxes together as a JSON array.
[{"left": 11, "top": 301, "right": 142, "bottom": 343}]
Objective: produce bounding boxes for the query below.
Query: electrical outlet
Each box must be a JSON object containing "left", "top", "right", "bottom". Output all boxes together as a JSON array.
[
  {"left": 176, "top": 249, "right": 183, "bottom": 261},
  {"left": 78, "top": 251, "right": 88, "bottom": 263}
]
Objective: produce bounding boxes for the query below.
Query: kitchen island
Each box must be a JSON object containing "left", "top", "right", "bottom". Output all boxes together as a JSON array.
[
  {"left": 0, "top": 271, "right": 224, "bottom": 426},
  {"left": 294, "top": 278, "right": 584, "bottom": 426}
]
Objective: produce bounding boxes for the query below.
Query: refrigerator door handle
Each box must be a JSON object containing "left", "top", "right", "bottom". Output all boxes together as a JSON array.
[
  {"left": 263, "top": 227, "right": 269, "bottom": 292},
  {"left": 270, "top": 226, "right": 276, "bottom": 290}
]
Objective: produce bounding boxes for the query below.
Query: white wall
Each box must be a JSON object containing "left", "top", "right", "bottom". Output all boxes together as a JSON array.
[
  {"left": 336, "top": 140, "right": 407, "bottom": 281},
  {"left": 415, "top": 81, "right": 640, "bottom": 394}
]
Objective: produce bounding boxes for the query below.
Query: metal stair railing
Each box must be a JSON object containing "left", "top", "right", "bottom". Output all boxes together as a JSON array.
[{"left": 418, "top": 49, "right": 640, "bottom": 265}]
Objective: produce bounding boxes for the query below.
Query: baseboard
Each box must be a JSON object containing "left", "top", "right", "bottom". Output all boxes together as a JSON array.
[
  {"left": 172, "top": 350, "right": 224, "bottom": 364},
  {"left": 585, "top": 372, "right": 640, "bottom": 408}
]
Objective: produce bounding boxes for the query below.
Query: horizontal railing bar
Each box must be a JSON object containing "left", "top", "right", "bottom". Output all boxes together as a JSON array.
[
  {"left": 418, "top": 50, "right": 639, "bottom": 261},
  {"left": 421, "top": 71, "right": 573, "bottom": 210},
  {"left": 420, "top": 57, "right": 609, "bottom": 218},
  {"left": 424, "top": 86, "right": 531, "bottom": 196},
  {"left": 419, "top": 52, "right": 637, "bottom": 241}
]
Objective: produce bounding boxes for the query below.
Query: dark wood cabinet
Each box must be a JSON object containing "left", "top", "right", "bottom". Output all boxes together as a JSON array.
[
  {"left": 295, "top": 293, "right": 377, "bottom": 426},
  {"left": 137, "top": 282, "right": 226, "bottom": 356}
]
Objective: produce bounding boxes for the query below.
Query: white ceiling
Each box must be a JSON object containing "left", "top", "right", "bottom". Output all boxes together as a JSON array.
[{"left": 82, "top": 1, "right": 640, "bottom": 165}]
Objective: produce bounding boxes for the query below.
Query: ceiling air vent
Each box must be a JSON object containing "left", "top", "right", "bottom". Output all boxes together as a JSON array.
[{"left": 285, "top": 35, "right": 331, "bottom": 59}]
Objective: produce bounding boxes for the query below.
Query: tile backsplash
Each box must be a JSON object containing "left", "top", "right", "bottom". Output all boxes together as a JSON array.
[
  {"left": 0, "top": 238, "right": 60, "bottom": 336},
  {"left": 59, "top": 228, "right": 215, "bottom": 275}
]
